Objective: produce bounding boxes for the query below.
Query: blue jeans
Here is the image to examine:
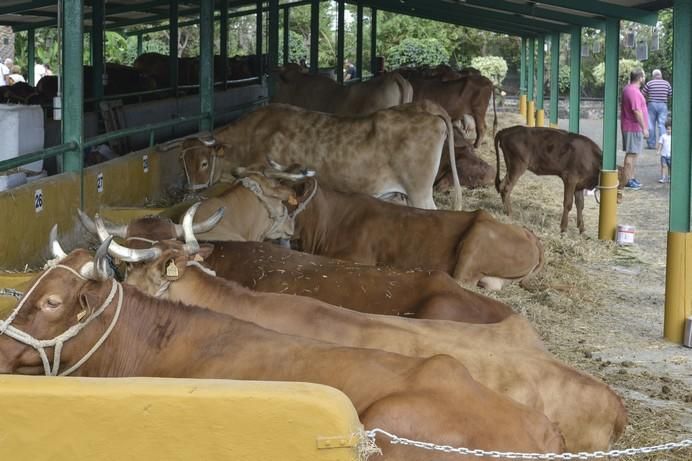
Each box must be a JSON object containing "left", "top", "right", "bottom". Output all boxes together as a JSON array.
[{"left": 647, "top": 101, "right": 668, "bottom": 148}]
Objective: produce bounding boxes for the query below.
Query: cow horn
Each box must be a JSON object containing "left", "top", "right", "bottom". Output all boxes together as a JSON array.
[
  {"left": 264, "top": 169, "right": 316, "bottom": 181},
  {"left": 95, "top": 216, "right": 161, "bottom": 263},
  {"left": 266, "top": 157, "right": 287, "bottom": 171},
  {"left": 174, "top": 206, "right": 224, "bottom": 237},
  {"left": 79, "top": 209, "right": 128, "bottom": 238},
  {"left": 93, "top": 236, "right": 114, "bottom": 281},
  {"left": 181, "top": 202, "right": 201, "bottom": 254},
  {"left": 77, "top": 209, "right": 97, "bottom": 234},
  {"left": 197, "top": 134, "right": 216, "bottom": 147},
  {"left": 49, "top": 225, "right": 68, "bottom": 260}
]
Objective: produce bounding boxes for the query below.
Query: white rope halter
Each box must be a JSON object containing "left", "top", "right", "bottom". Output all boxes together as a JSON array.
[
  {"left": 0, "top": 264, "right": 123, "bottom": 376},
  {"left": 181, "top": 146, "right": 218, "bottom": 191},
  {"left": 153, "top": 260, "right": 217, "bottom": 299}
]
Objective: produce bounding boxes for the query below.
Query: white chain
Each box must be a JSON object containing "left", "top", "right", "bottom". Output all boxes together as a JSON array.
[{"left": 366, "top": 428, "right": 692, "bottom": 460}]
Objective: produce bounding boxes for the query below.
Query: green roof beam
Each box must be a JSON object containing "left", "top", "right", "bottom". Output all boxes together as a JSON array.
[
  {"left": 461, "top": 0, "right": 605, "bottom": 29},
  {"left": 530, "top": 0, "right": 657, "bottom": 26}
]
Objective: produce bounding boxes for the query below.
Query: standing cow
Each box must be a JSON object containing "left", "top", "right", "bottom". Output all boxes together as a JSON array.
[{"left": 494, "top": 126, "right": 602, "bottom": 233}]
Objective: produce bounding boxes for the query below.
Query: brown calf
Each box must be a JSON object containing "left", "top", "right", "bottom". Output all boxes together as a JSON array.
[{"left": 494, "top": 126, "right": 602, "bottom": 233}]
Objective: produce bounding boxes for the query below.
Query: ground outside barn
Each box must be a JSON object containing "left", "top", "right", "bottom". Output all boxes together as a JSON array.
[{"left": 434, "top": 113, "right": 691, "bottom": 460}]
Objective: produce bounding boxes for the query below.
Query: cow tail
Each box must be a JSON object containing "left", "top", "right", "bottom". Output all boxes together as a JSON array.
[
  {"left": 393, "top": 72, "right": 414, "bottom": 104},
  {"left": 443, "top": 109, "right": 462, "bottom": 211},
  {"left": 494, "top": 130, "right": 502, "bottom": 193},
  {"left": 492, "top": 86, "right": 498, "bottom": 140}
]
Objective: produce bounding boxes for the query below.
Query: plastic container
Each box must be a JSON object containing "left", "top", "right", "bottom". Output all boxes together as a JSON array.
[
  {"left": 616, "top": 224, "right": 635, "bottom": 245},
  {"left": 0, "top": 104, "right": 45, "bottom": 172}
]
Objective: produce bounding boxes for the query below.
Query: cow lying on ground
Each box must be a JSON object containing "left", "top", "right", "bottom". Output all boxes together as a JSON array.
[
  {"left": 436, "top": 136, "right": 495, "bottom": 190},
  {"left": 94, "top": 217, "right": 626, "bottom": 452},
  {"left": 0, "top": 241, "right": 566, "bottom": 460},
  {"left": 217, "top": 165, "right": 542, "bottom": 290},
  {"left": 80, "top": 209, "right": 513, "bottom": 324},
  {"left": 273, "top": 64, "right": 412, "bottom": 115},
  {"left": 494, "top": 126, "right": 602, "bottom": 233},
  {"left": 177, "top": 101, "right": 461, "bottom": 209},
  {"left": 404, "top": 73, "right": 496, "bottom": 148}
]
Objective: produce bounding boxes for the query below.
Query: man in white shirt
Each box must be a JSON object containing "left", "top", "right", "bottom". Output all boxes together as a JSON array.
[{"left": 0, "top": 60, "right": 9, "bottom": 86}]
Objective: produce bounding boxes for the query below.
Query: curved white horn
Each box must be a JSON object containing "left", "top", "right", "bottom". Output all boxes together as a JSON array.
[
  {"left": 93, "top": 236, "right": 114, "bottom": 281},
  {"left": 192, "top": 207, "right": 224, "bottom": 233},
  {"left": 77, "top": 209, "right": 97, "bottom": 234},
  {"left": 198, "top": 134, "right": 216, "bottom": 147},
  {"left": 49, "top": 225, "right": 68, "bottom": 260},
  {"left": 264, "top": 169, "right": 316, "bottom": 181},
  {"left": 266, "top": 156, "right": 287, "bottom": 171},
  {"left": 181, "top": 202, "right": 201, "bottom": 254},
  {"left": 95, "top": 216, "right": 161, "bottom": 263}
]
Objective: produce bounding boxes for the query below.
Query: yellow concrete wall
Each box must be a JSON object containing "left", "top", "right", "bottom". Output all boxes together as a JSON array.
[
  {"left": 0, "top": 146, "right": 183, "bottom": 269},
  {"left": 0, "top": 375, "right": 363, "bottom": 461}
]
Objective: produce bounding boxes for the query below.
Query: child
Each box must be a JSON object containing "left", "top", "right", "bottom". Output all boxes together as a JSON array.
[{"left": 657, "top": 121, "right": 672, "bottom": 183}]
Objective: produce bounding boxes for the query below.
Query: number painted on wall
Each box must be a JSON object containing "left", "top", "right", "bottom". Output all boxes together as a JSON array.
[
  {"left": 143, "top": 155, "right": 149, "bottom": 173},
  {"left": 97, "top": 173, "right": 104, "bottom": 193},
  {"left": 34, "top": 189, "right": 44, "bottom": 213}
]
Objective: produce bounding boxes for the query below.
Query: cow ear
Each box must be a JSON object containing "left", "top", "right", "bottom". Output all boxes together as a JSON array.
[
  {"left": 78, "top": 290, "right": 100, "bottom": 322},
  {"left": 214, "top": 145, "right": 225, "bottom": 157}
]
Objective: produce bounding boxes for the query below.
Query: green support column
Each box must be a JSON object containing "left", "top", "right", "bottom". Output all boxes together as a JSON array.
[
  {"left": 91, "top": 0, "right": 105, "bottom": 101},
  {"left": 549, "top": 33, "right": 560, "bottom": 127},
  {"left": 370, "top": 8, "right": 377, "bottom": 75},
  {"left": 309, "top": 0, "right": 319, "bottom": 74},
  {"left": 336, "top": 0, "right": 345, "bottom": 83},
  {"left": 256, "top": 0, "right": 264, "bottom": 79},
  {"left": 268, "top": 0, "right": 279, "bottom": 96},
  {"left": 27, "top": 28, "right": 35, "bottom": 86},
  {"left": 220, "top": 0, "right": 229, "bottom": 85},
  {"left": 569, "top": 27, "right": 582, "bottom": 134},
  {"left": 536, "top": 36, "right": 545, "bottom": 127},
  {"left": 199, "top": 0, "right": 214, "bottom": 132},
  {"left": 61, "top": 0, "right": 84, "bottom": 173},
  {"left": 519, "top": 36, "right": 527, "bottom": 118},
  {"left": 169, "top": 0, "right": 179, "bottom": 92},
  {"left": 355, "top": 4, "right": 363, "bottom": 80},
  {"left": 665, "top": 0, "right": 692, "bottom": 344},
  {"left": 283, "top": 6, "right": 290, "bottom": 65},
  {"left": 527, "top": 37, "right": 535, "bottom": 126},
  {"left": 137, "top": 33, "right": 143, "bottom": 57}
]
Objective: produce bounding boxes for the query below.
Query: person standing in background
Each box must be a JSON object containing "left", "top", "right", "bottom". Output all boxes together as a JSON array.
[
  {"left": 642, "top": 69, "right": 672, "bottom": 149},
  {"left": 0, "top": 59, "right": 9, "bottom": 86},
  {"left": 620, "top": 68, "right": 649, "bottom": 190},
  {"left": 656, "top": 121, "right": 672, "bottom": 184}
]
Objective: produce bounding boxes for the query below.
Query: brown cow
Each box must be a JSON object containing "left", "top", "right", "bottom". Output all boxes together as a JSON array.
[
  {"left": 273, "top": 64, "right": 413, "bottom": 115},
  {"left": 99, "top": 222, "right": 625, "bottom": 452},
  {"left": 494, "top": 126, "right": 602, "bottom": 233},
  {"left": 0, "top": 242, "right": 566, "bottom": 459},
  {"left": 223, "top": 166, "right": 542, "bottom": 290},
  {"left": 405, "top": 73, "right": 496, "bottom": 148},
  {"left": 436, "top": 136, "right": 495, "bottom": 190},
  {"left": 177, "top": 101, "right": 462, "bottom": 210}
]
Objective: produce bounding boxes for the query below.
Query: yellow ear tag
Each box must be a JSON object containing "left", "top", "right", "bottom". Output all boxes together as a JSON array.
[
  {"left": 287, "top": 196, "right": 298, "bottom": 206},
  {"left": 193, "top": 254, "right": 204, "bottom": 262},
  {"left": 165, "top": 260, "right": 180, "bottom": 280},
  {"left": 77, "top": 310, "right": 88, "bottom": 322}
]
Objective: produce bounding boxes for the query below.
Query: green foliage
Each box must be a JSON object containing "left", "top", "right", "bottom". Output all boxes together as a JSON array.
[
  {"left": 470, "top": 56, "right": 507, "bottom": 86},
  {"left": 279, "top": 30, "right": 308, "bottom": 64},
  {"left": 592, "top": 58, "right": 642, "bottom": 87},
  {"left": 386, "top": 38, "right": 449, "bottom": 69}
]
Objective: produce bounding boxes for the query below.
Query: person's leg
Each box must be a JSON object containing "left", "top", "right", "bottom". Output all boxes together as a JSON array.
[
  {"left": 624, "top": 153, "right": 636, "bottom": 183},
  {"left": 659, "top": 156, "right": 667, "bottom": 182},
  {"left": 658, "top": 103, "right": 668, "bottom": 145},
  {"left": 647, "top": 103, "right": 657, "bottom": 148}
]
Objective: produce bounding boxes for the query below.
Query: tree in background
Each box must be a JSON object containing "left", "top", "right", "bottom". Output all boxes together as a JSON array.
[
  {"left": 386, "top": 37, "right": 449, "bottom": 68},
  {"left": 470, "top": 56, "right": 508, "bottom": 86}
]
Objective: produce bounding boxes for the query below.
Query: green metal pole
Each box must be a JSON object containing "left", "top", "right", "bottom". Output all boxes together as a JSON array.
[
  {"left": 355, "top": 5, "right": 363, "bottom": 80},
  {"left": 310, "top": 0, "right": 319, "bottom": 74},
  {"left": 256, "top": 0, "right": 263, "bottom": 78},
  {"left": 536, "top": 36, "right": 545, "bottom": 111},
  {"left": 527, "top": 37, "right": 535, "bottom": 102},
  {"left": 137, "top": 33, "right": 143, "bottom": 56},
  {"left": 569, "top": 26, "right": 581, "bottom": 134},
  {"left": 199, "top": 0, "right": 214, "bottom": 132},
  {"left": 169, "top": 0, "right": 179, "bottom": 92},
  {"left": 268, "top": 0, "right": 279, "bottom": 96},
  {"left": 27, "top": 28, "right": 35, "bottom": 85},
  {"left": 283, "top": 6, "right": 290, "bottom": 65},
  {"left": 549, "top": 33, "right": 559, "bottom": 127},
  {"left": 370, "top": 8, "right": 377, "bottom": 75},
  {"left": 669, "top": 0, "right": 692, "bottom": 232},
  {"left": 602, "top": 18, "right": 620, "bottom": 171},
  {"left": 61, "top": 0, "right": 84, "bottom": 173},
  {"left": 520, "top": 37, "right": 527, "bottom": 98},
  {"left": 336, "top": 0, "right": 345, "bottom": 83},
  {"left": 91, "top": 0, "right": 105, "bottom": 101},
  {"left": 220, "top": 0, "right": 229, "bottom": 85}
]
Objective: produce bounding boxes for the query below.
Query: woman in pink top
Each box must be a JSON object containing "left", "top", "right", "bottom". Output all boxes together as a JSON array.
[{"left": 620, "top": 68, "right": 649, "bottom": 189}]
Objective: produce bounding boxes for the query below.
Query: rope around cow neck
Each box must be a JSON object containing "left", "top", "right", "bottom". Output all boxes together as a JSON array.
[
  {"left": 0, "top": 264, "right": 123, "bottom": 376},
  {"left": 154, "top": 260, "right": 217, "bottom": 299}
]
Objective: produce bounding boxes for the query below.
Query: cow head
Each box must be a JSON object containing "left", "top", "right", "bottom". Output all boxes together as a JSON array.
[
  {"left": 179, "top": 135, "right": 226, "bottom": 190},
  {"left": 0, "top": 229, "right": 117, "bottom": 376}
]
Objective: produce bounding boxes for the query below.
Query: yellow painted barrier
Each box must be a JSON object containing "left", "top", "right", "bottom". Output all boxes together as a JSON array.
[
  {"left": 519, "top": 95, "right": 527, "bottom": 118},
  {"left": 664, "top": 232, "right": 692, "bottom": 343},
  {"left": 527, "top": 100, "right": 536, "bottom": 127},
  {"left": 536, "top": 109, "right": 545, "bottom": 127},
  {"left": 597, "top": 170, "right": 619, "bottom": 241},
  {"left": 0, "top": 375, "right": 365, "bottom": 461}
]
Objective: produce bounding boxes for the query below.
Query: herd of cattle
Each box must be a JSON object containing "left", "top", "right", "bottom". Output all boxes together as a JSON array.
[{"left": 0, "top": 62, "right": 614, "bottom": 459}]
